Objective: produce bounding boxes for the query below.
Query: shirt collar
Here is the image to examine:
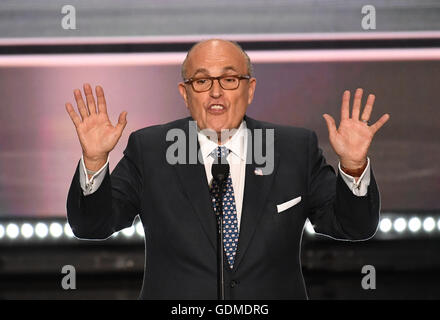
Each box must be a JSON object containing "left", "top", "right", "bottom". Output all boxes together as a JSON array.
[{"left": 198, "top": 120, "right": 247, "bottom": 161}]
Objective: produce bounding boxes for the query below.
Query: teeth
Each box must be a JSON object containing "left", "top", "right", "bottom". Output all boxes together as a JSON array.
[{"left": 210, "top": 105, "right": 224, "bottom": 110}]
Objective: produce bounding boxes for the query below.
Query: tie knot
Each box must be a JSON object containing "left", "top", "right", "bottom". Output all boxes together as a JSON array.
[{"left": 211, "top": 146, "right": 230, "bottom": 159}]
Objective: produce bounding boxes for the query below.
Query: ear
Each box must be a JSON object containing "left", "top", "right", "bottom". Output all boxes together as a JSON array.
[
  {"left": 247, "top": 77, "right": 257, "bottom": 105},
  {"left": 178, "top": 82, "right": 189, "bottom": 109}
]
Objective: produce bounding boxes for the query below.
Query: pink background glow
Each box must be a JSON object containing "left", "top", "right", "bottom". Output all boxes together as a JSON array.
[{"left": 0, "top": 51, "right": 439, "bottom": 217}]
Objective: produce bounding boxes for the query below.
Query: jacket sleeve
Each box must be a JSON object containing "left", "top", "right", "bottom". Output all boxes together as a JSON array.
[
  {"left": 66, "top": 132, "right": 143, "bottom": 239},
  {"left": 306, "top": 131, "right": 380, "bottom": 240}
]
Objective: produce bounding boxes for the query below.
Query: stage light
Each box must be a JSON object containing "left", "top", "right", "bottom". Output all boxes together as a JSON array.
[
  {"left": 393, "top": 217, "right": 406, "bottom": 233},
  {"left": 64, "top": 223, "right": 74, "bottom": 238},
  {"left": 21, "top": 223, "right": 34, "bottom": 239},
  {"left": 408, "top": 217, "right": 421, "bottom": 232},
  {"left": 49, "top": 223, "right": 63, "bottom": 238},
  {"left": 1, "top": 214, "right": 438, "bottom": 243},
  {"left": 35, "top": 223, "right": 48, "bottom": 238},
  {"left": 6, "top": 223, "right": 19, "bottom": 239},
  {"left": 305, "top": 220, "right": 315, "bottom": 234},
  {"left": 122, "top": 226, "right": 135, "bottom": 237},
  {"left": 379, "top": 218, "right": 392, "bottom": 233},
  {"left": 423, "top": 217, "right": 435, "bottom": 232},
  {"left": 136, "top": 222, "right": 144, "bottom": 237}
]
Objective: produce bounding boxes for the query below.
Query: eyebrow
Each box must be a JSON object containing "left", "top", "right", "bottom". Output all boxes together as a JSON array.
[{"left": 191, "top": 66, "right": 239, "bottom": 78}]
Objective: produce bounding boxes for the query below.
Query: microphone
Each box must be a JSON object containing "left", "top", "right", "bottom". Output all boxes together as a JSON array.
[
  {"left": 211, "top": 159, "right": 230, "bottom": 184},
  {"left": 211, "top": 156, "right": 229, "bottom": 300}
]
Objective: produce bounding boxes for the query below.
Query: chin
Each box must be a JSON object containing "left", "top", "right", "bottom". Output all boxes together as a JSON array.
[
  {"left": 205, "top": 116, "right": 231, "bottom": 132},
  {"left": 206, "top": 124, "right": 225, "bottom": 135}
]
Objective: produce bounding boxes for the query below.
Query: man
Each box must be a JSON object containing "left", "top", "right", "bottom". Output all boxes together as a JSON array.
[{"left": 65, "top": 39, "right": 389, "bottom": 299}]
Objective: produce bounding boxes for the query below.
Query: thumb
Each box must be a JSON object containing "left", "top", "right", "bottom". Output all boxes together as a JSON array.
[{"left": 322, "top": 114, "right": 337, "bottom": 138}]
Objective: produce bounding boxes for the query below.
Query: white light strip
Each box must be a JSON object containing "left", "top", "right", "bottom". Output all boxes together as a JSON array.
[
  {"left": 408, "top": 217, "right": 422, "bottom": 233},
  {"left": 21, "top": 223, "right": 34, "bottom": 239},
  {"left": 376, "top": 216, "right": 440, "bottom": 235},
  {"left": 50, "top": 223, "right": 63, "bottom": 238},
  {"left": 64, "top": 223, "right": 74, "bottom": 238},
  {"left": 0, "top": 216, "right": 439, "bottom": 241},
  {"left": 1, "top": 47, "right": 440, "bottom": 67},
  {"left": 1, "top": 31, "right": 440, "bottom": 46},
  {"left": 394, "top": 218, "right": 407, "bottom": 233},
  {"left": 304, "top": 215, "right": 440, "bottom": 237},
  {"left": 35, "top": 223, "right": 48, "bottom": 238},
  {"left": 423, "top": 217, "right": 436, "bottom": 232},
  {"left": 6, "top": 223, "right": 19, "bottom": 239},
  {"left": 379, "top": 218, "right": 392, "bottom": 233}
]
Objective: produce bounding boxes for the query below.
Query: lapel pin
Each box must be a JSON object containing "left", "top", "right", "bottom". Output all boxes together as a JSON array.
[{"left": 254, "top": 168, "right": 263, "bottom": 176}]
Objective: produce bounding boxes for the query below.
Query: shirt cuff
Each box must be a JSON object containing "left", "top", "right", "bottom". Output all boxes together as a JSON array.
[
  {"left": 338, "top": 157, "right": 371, "bottom": 197},
  {"left": 79, "top": 154, "right": 109, "bottom": 196}
]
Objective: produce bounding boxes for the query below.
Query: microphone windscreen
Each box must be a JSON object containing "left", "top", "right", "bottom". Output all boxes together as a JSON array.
[{"left": 211, "top": 161, "right": 230, "bottom": 182}]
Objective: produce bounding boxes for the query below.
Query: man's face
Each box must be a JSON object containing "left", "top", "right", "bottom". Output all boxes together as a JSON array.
[{"left": 178, "top": 40, "right": 256, "bottom": 134}]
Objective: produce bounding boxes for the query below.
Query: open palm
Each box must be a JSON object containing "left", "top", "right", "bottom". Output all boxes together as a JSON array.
[
  {"left": 323, "top": 88, "right": 390, "bottom": 169},
  {"left": 65, "top": 83, "right": 127, "bottom": 162}
]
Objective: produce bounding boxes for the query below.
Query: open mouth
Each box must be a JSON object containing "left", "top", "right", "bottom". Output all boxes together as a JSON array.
[{"left": 207, "top": 104, "right": 227, "bottom": 114}]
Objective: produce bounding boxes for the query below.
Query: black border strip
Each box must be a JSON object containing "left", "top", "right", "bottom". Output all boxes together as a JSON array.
[{"left": 1, "top": 38, "right": 440, "bottom": 54}]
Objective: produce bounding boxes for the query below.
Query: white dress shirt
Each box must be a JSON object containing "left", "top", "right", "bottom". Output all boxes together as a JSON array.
[
  {"left": 79, "top": 121, "right": 371, "bottom": 230},
  {"left": 197, "top": 121, "right": 248, "bottom": 232}
]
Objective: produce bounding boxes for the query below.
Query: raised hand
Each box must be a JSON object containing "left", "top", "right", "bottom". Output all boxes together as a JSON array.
[
  {"left": 65, "top": 83, "right": 127, "bottom": 172},
  {"left": 322, "top": 88, "right": 390, "bottom": 172}
]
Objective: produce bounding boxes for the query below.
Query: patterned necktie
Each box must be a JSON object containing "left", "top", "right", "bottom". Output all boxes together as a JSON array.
[{"left": 209, "top": 146, "right": 239, "bottom": 269}]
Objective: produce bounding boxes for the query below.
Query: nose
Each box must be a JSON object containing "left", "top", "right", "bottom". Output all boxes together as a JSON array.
[{"left": 209, "top": 79, "right": 223, "bottom": 98}]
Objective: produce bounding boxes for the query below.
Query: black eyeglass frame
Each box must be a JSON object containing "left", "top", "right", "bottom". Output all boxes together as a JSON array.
[{"left": 183, "top": 74, "right": 251, "bottom": 92}]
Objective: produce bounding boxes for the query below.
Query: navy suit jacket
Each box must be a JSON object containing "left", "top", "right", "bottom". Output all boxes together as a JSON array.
[{"left": 66, "top": 115, "right": 380, "bottom": 299}]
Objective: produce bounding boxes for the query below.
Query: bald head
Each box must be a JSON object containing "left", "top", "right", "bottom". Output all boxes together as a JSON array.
[{"left": 181, "top": 39, "right": 253, "bottom": 79}]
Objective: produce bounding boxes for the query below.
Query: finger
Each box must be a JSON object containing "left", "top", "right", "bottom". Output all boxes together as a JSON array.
[
  {"left": 352, "top": 88, "right": 363, "bottom": 120},
  {"left": 74, "top": 89, "right": 89, "bottom": 120},
  {"left": 370, "top": 113, "right": 390, "bottom": 134},
  {"left": 361, "top": 94, "right": 375, "bottom": 122},
  {"left": 116, "top": 111, "right": 128, "bottom": 135},
  {"left": 65, "top": 102, "right": 82, "bottom": 128},
  {"left": 95, "top": 85, "right": 108, "bottom": 115},
  {"left": 83, "top": 83, "right": 97, "bottom": 115},
  {"left": 322, "top": 114, "right": 337, "bottom": 138},
  {"left": 341, "top": 90, "right": 350, "bottom": 120}
]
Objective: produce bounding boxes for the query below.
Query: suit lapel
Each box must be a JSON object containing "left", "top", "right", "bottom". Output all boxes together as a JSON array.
[
  {"left": 173, "top": 119, "right": 218, "bottom": 252},
  {"left": 233, "top": 116, "right": 280, "bottom": 271}
]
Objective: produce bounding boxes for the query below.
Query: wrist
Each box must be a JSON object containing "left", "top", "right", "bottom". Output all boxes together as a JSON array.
[
  {"left": 340, "top": 159, "right": 367, "bottom": 177},
  {"left": 83, "top": 154, "right": 108, "bottom": 172}
]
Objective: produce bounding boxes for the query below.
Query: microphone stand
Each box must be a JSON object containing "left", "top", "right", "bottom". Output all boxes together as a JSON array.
[
  {"left": 216, "top": 181, "right": 225, "bottom": 301},
  {"left": 211, "top": 156, "right": 229, "bottom": 300}
]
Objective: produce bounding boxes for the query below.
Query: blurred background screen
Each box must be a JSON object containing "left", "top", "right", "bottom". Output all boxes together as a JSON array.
[
  {"left": 0, "top": 56, "right": 439, "bottom": 217},
  {"left": 0, "top": 0, "right": 439, "bottom": 218}
]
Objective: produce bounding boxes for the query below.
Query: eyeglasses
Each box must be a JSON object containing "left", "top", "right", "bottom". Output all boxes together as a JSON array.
[{"left": 183, "top": 74, "right": 251, "bottom": 92}]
